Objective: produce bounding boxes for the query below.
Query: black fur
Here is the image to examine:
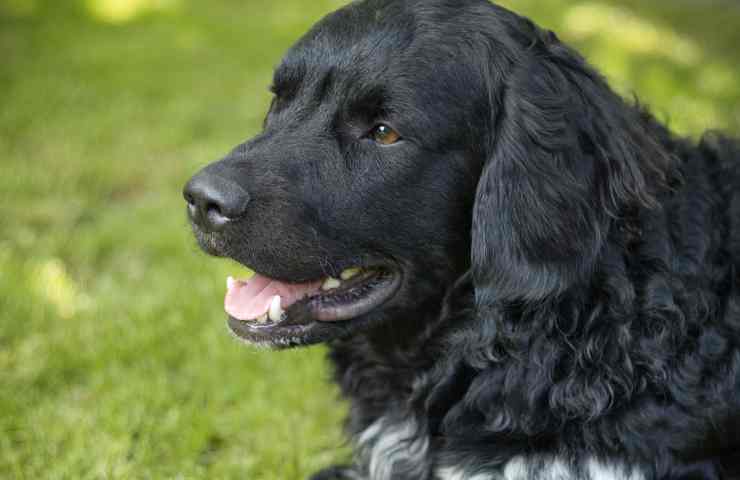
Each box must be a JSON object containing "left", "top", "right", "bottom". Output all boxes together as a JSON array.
[{"left": 185, "top": 0, "right": 740, "bottom": 478}]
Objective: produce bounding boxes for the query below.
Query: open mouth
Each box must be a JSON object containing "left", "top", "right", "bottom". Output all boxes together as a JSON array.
[{"left": 224, "top": 266, "right": 401, "bottom": 346}]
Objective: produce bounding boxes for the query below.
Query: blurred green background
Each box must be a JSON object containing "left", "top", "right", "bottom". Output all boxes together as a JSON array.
[{"left": 1, "top": 0, "right": 739, "bottom": 478}]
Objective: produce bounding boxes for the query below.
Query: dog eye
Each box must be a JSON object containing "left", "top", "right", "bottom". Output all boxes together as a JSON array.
[{"left": 369, "top": 124, "right": 401, "bottom": 145}]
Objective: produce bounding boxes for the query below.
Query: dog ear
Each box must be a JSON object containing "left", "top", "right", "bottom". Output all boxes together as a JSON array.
[{"left": 471, "top": 35, "right": 672, "bottom": 304}]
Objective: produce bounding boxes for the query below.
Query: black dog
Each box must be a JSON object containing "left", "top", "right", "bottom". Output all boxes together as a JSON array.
[{"left": 184, "top": 0, "right": 740, "bottom": 478}]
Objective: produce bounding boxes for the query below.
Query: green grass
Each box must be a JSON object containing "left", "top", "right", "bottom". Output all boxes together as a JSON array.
[{"left": 1, "top": 0, "right": 739, "bottom": 478}]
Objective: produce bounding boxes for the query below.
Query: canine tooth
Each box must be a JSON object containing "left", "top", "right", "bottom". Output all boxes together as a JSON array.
[
  {"left": 227, "top": 276, "right": 235, "bottom": 290},
  {"left": 340, "top": 268, "right": 361, "bottom": 280},
  {"left": 268, "top": 295, "right": 283, "bottom": 322},
  {"left": 322, "top": 277, "right": 341, "bottom": 291}
]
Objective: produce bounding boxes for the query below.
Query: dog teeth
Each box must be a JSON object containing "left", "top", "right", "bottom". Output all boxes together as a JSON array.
[
  {"left": 268, "top": 295, "right": 283, "bottom": 322},
  {"left": 340, "top": 267, "right": 362, "bottom": 280},
  {"left": 256, "top": 313, "right": 268, "bottom": 324},
  {"left": 322, "top": 277, "right": 341, "bottom": 291},
  {"left": 227, "top": 276, "right": 235, "bottom": 290}
]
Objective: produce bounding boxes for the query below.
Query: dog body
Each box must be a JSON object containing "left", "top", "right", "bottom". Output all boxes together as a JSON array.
[{"left": 184, "top": 1, "right": 740, "bottom": 478}]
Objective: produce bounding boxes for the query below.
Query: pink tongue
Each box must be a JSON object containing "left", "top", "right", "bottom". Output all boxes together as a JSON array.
[{"left": 225, "top": 273, "right": 323, "bottom": 321}]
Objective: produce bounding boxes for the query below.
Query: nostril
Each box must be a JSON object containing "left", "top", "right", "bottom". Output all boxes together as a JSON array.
[
  {"left": 205, "top": 201, "right": 224, "bottom": 217},
  {"left": 183, "top": 172, "right": 249, "bottom": 230},
  {"left": 205, "top": 203, "right": 231, "bottom": 229}
]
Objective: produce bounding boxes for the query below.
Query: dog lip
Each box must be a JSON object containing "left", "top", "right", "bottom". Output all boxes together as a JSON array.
[
  {"left": 224, "top": 266, "right": 402, "bottom": 346},
  {"left": 309, "top": 268, "right": 401, "bottom": 322}
]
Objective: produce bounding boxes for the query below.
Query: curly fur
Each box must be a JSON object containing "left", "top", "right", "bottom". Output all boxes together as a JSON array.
[
  {"left": 316, "top": 1, "right": 740, "bottom": 479},
  {"left": 186, "top": 0, "right": 740, "bottom": 478}
]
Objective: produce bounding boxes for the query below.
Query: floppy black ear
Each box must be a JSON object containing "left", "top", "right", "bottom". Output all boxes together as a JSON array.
[{"left": 472, "top": 34, "right": 671, "bottom": 304}]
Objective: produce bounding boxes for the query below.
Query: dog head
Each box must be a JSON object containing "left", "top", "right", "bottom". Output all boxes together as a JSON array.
[{"left": 184, "top": 0, "right": 671, "bottom": 347}]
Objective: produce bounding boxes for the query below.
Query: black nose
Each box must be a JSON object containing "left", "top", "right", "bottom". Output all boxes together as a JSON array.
[{"left": 183, "top": 172, "right": 250, "bottom": 231}]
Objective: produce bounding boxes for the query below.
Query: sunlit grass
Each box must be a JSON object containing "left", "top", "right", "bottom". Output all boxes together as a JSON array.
[
  {"left": 31, "top": 257, "right": 92, "bottom": 319},
  {"left": 1, "top": 0, "right": 739, "bottom": 478},
  {"left": 501, "top": 0, "right": 740, "bottom": 135},
  {"left": 564, "top": 3, "right": 701, "bottom": 65},
  {"left": 84, "top": 0, "right": 179, "bottom": 23},
  {"left": 558, "top": 2, "right": 734, "bottom": 134}
]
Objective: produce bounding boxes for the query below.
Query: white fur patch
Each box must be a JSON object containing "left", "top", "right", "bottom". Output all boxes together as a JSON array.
[
  {"left": 356, "top": 416, "right": 429, "bottom": 480},
  {"left": 436, "top": 466, "right": 492, "bottom": 480},
  {"left": 502, "top": 455, "right": 573, "bottom": 480},
  {"left": 586, "top": 458, "right": 644, "bottom": 480},
  {"left": 436, "top": 456, "right": 645, "bottom": 480},
  {"left": 356, "top": 419, "right": 644, "bottom": 480}
]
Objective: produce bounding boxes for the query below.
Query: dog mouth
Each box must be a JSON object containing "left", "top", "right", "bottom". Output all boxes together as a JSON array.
[{"left": 224, "top": 265, "right": 402, "bottom": 346}]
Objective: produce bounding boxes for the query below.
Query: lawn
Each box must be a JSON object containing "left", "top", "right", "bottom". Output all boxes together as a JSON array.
[{"left": 1, "top": 0, "right": 739, "bottom": 478}]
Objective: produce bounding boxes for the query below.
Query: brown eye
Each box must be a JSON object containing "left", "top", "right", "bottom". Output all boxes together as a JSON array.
[{"left": 369, "top": 124, "right": 401, "bottom": 145}]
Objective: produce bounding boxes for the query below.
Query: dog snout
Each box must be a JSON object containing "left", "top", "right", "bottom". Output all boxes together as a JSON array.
[{"left": 183, "top": 171, "right": 250, "bottom": 231}]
